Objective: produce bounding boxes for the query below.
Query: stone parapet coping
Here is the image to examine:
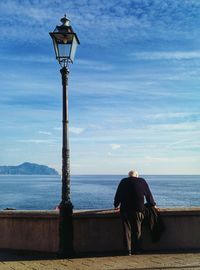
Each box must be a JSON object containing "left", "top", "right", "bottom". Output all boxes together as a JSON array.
[
  {"left": 0, "top": 210, "right": 58, "bottom": 219},
  {"left": 0, "top": 207, "right": 199, "bottom": 219},
  {"left": 73, "top": 207, "right": 200, "bottom": 218}
]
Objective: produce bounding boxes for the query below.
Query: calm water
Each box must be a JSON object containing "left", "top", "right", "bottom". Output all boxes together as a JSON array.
[{"left": 0, "top": 175, "right": 199, "bottom": 210}]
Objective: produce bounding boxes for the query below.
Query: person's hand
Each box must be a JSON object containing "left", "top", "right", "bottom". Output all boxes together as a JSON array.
[
  {"left": 114, "top": 207, "right": 120, "bottom": 212},
  {"left": 55, "top": 205, "right": 60, "bottom": 211},
  {"left": 154, "top": 205, "right": 160, "bottom": 211}
]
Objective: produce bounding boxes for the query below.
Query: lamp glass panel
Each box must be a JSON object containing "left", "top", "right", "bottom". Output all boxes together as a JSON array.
[
  {"left": 69, "top": 36, "right": 78, "bottom": 62},
  {"left": 52, "top": 38, "right": 59, "bottom": 58},
  {"left": 57, "top": 43, "right": 71, "bottom": 59}
]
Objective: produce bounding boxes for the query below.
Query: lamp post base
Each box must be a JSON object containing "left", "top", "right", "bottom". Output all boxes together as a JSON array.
[{"left": 59, "top": 201, "right": 74, "bottom": 257}]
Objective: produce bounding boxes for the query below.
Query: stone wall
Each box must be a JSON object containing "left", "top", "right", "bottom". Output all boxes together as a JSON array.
[
  {"left": 0, "top": 211, "right": 59, "bottom": 252},
  {"left": 0, "top": 208, "right": 199, "bottom": 253},
  {"left": 73, "top": 208, "right": 200, "bottom": 253}
]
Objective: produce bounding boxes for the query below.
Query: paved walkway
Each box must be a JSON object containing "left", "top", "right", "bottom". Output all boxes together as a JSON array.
[{"left": 0, "top": 251, "right": 199, "bottom": 270}]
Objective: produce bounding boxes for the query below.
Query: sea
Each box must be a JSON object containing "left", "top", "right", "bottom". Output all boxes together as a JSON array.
[{"left": 0, "top": 175, "right": 199, "bottom": 210}]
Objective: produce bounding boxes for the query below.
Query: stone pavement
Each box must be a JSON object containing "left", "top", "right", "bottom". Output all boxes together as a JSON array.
[{"left": 0, "top": 251, "right": 199, "bottom": 270}]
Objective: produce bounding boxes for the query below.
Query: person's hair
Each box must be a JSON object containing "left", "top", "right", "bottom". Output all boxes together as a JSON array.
[{"left": 128, "top": 170, "right": 139, "bottom": 177}]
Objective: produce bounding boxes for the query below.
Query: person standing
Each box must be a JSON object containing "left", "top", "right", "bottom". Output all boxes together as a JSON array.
[{"left": 114, "top": 170, "right": 157, "bottom": 255}]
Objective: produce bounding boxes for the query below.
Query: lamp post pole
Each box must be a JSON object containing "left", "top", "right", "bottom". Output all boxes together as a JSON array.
[
  {"left": 49, "top": 15, "right": 80, "bottom": 257},
  {"left": 59, "top": 65, "right": 74, "bottom": 256}
]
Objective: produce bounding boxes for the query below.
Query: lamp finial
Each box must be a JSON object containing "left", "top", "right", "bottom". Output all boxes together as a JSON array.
[{"left": 60, "top": 15, "right": 70, "bottom": 26}]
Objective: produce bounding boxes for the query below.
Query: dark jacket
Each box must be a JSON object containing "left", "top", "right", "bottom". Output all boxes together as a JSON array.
[
  {"left": 144, "top": 203, "right": 165, "bottom": 242},
  {"left": 114, "top": 176, "right": 156, "bottom": 212}
]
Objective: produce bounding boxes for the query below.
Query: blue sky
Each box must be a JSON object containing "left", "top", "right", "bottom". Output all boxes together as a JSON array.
[{"left": 0, "top": 0, "right": 200, "bottom": 174}]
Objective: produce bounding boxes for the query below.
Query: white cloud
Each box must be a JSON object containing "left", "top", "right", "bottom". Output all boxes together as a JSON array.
[
  {"left": 0, "top": 55, "right": 54, "bottom": 63},
  {"left": 144, "top": 156, "right": 171, "bottom": 162},
  {"left": 145, "top": 112, "right": 199, "bottom": 120},
  {"left": 150, "top": 122, "right": 200, "bottom": 131},
  {"left": 69, "top": 127, "right": 84, "bottom": 134},
  {"left": 131, "top": 51, "right": 200, "bottom": 61},
  {"left": 54, "top": 127, "right": 62, "bottom": 131},
  {"left": 110, "top": 144, "right": 121, "bottom": 150},
  {"left": 76, "top": 59, "right": 114, "bottom": 71},
  {"left": 1, "top": 0, "right": 200, "bottom": 45},
  {"left": 18, "top": 139, "right": 54, "bottom": 144},
  {"left": 165, "top": 139, "right": 200, "bottom": 151},
  {"left": 38, "top": 131, "right": 52, "bottom": 135}
]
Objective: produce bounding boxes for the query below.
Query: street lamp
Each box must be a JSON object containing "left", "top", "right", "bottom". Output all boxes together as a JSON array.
[{"left": 49, "top": 15, "right": 80, "bottom": 256}]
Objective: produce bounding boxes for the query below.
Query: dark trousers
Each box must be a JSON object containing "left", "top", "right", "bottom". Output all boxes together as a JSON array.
[{"left": 121, "top": 211, "right": 144, "bottom": 252}]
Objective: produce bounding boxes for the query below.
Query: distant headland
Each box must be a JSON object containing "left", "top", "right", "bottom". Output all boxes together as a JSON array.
[{"left": 0, "top": 162, "right": 59, "bottom": 175}]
